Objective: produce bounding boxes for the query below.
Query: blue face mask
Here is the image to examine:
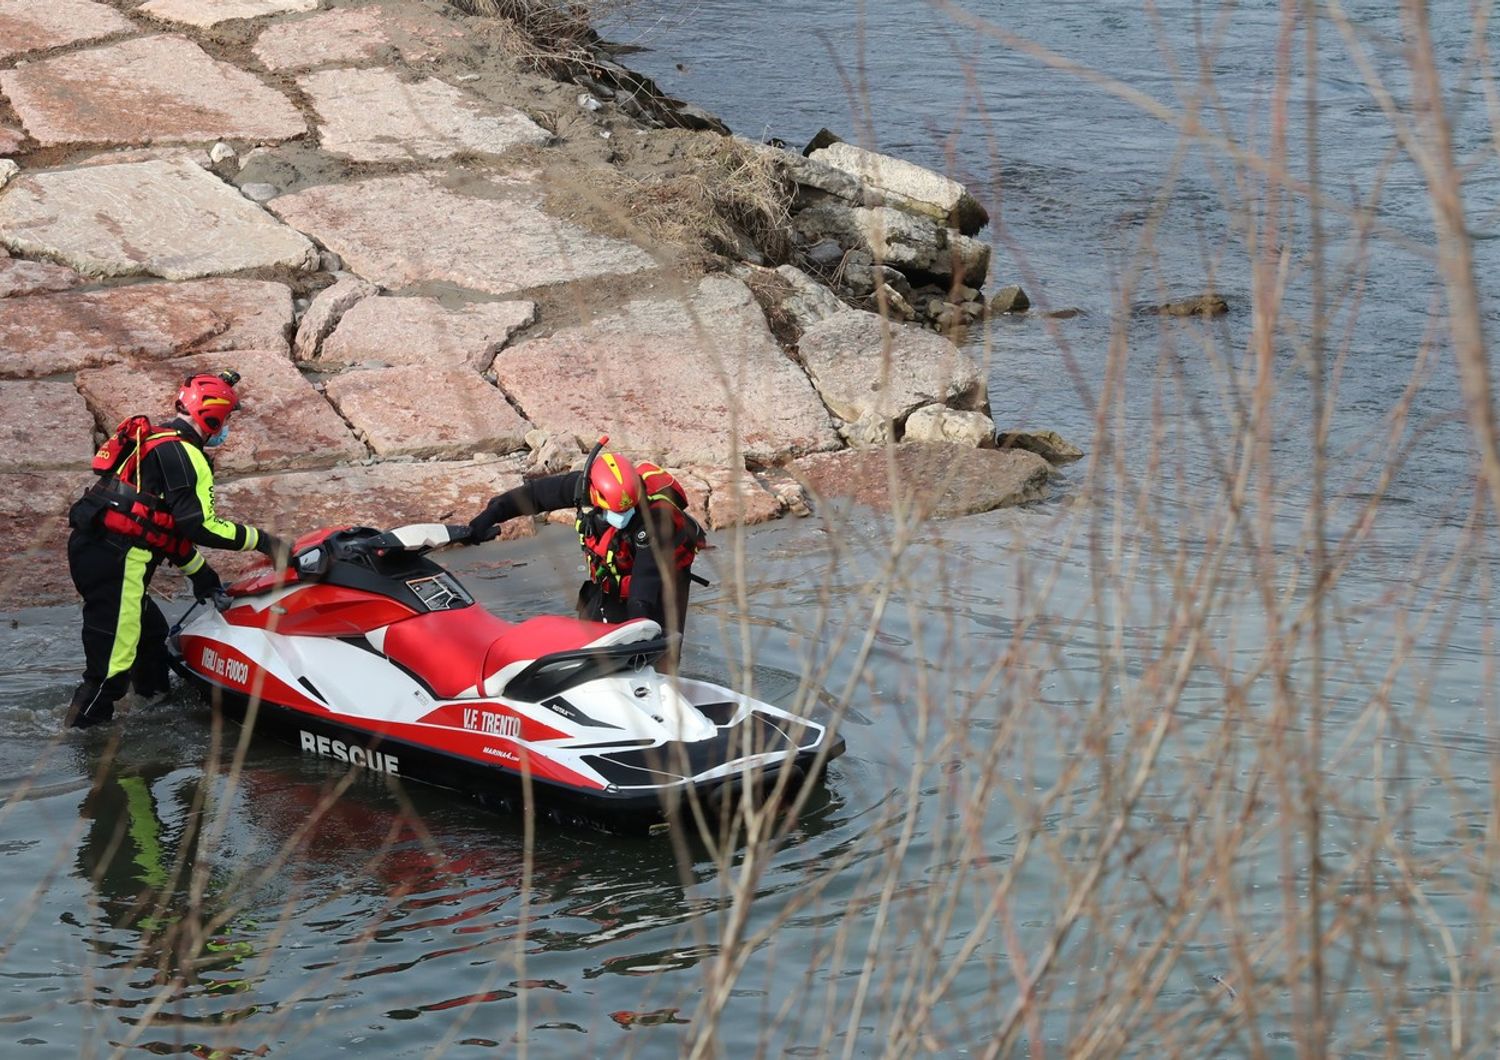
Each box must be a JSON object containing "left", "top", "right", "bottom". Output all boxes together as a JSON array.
[
  {"left": 603, "top": 507, "right": 632, "bottom": 530},
  {"left": 206, "top": 423, "right": 229, "bottom": 448}
]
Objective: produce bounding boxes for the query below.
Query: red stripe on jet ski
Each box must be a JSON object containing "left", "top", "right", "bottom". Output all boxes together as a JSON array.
[
  {"left": 180, "top": 635, "right": 328, "bottom": 714},
  {"left": 223, "top": 584, "right": 416, "bottom": 636}
]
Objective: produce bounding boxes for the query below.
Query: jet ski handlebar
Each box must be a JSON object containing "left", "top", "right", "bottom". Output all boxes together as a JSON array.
[{"left": 335, "top": 523, "right": 471, "bottom": 559}]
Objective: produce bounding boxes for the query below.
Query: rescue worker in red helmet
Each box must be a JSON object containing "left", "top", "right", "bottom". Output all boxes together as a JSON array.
[
  {"left": 464, "top": 445, "right": 706, "bottom": 643},
  {"left": 64, "top": 370, "right": 292, "bottom": 729}
]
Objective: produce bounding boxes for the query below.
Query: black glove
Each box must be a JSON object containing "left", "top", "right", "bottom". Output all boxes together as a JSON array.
[
  {"left": 188, "top": 563, "right": 223, "bottom": 603},
  {"left": 255, "top": 531, "right": 292, "bottom": 567},
  {"left": 465, "top": 518, "right": 500, "bottom": 544}
]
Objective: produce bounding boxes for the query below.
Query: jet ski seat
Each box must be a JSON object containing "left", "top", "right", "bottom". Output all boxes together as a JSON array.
[{"left": 376, "top": 608, "right": 661, "bottom": 701}]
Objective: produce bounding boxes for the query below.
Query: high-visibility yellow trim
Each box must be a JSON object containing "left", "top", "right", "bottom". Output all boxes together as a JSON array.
[
  {"left": 180, "top": 551, "right": 205, "bottom": 575},
  {"left": 244, "top": 526, "right": 259, "bottom": 552},
  {"left": 106, "top": 547, "right": 151, "bottom": 679},
  {"left": 182, "top": 444, "right": 246, "bottom": 548},
  {"left": 118, "top": 776, "right": 168, "bottom": 889}
]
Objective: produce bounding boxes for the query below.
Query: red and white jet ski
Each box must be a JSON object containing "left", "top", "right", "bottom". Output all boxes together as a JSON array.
[{"left": 167, "top": 524, "right": 843, "bottom": 834}]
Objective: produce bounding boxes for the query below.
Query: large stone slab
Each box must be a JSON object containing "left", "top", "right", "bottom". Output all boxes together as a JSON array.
[
  {"left": 218, "top": 457, "right": 532, "bottom": 547},
  {"left": 292, "top": 275, "right": 378, "bottom": 361},
  {"left": 75, "top": 349, "right": 365, "bottom": 475},
  {"left": 0, "top": 471, "right": 83, "bottom": 607},
  {"left": 792, "top": 442, "right": 1053, "bottom": 519},
  {"left": 797, "top": 310, "right": 987, "bottom": 445},
  {"left": 0, "top": 381, "right": 95, "bottom": 472},
  {"left": 140, "top": 0, "right": 317, "bottom": 29},
  {"left": 0, "top": 279, "right": 293, "bottom": 377},
  {"left": 252, "top": 6, "right": 467, "bottom": 72},
  {"left": 810, "top": 142, "right": 989, "bottom": 235},
  {"left": 269, "top": 171, "right": 655, "bottom": 295},
  {"left": 300, "top": 67, "right": 550, "bottom": 163},
  {"left": 0, "top": 257, "right": 84, "bottom": 298},
  {"left": 317, "top": 296, "right": 535, "bottom": 370},
  {"left": 0, "top": 0, "right": 134, "bottom": 62},
  {"left": 0, "top": 36, "right": 306, "bottom": 148},
  {"left": 324, "top": 366, "right": 531, "bottom": 459},
  {"left": 494, "top": 275, "right": 841, "bottom": 466},
  {"left": 0, "top": 160, "right": 319, "bottom": 280}
]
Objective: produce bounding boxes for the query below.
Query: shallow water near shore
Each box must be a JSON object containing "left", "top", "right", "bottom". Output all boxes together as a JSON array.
[{"left": 4, "top": 0, "right": 1500, "bottom": 1054}]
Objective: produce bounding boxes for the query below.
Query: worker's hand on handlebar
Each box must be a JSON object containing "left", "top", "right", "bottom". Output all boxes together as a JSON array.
[
  {"left": 256, "top": 531, "right": 293, "bottom": 568},
  {"left": 187, "top": 563, "right": 223, "bottom": 603},
  {"left": 464, "top": 516, "right": 500, "bottom": 544}
]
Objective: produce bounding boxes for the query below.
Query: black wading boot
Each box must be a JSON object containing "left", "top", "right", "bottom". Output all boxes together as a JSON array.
[{"left": 65, "top": 683, "right": 116, "bottom": 729}]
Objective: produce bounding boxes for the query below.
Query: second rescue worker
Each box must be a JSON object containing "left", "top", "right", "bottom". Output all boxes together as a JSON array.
[{"left": 65, "top": 370, "right": 293, "bottom": 729}]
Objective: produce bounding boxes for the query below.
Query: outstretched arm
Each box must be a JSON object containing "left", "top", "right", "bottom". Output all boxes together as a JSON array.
[{"left": 467, "top": 471, "right": 582, "bottom": 541}]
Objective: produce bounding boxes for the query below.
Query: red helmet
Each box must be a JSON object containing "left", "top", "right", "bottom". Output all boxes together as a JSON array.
[
  {"left": 176, "top": 370, "right": 240, "bottom": 437},
  {"left": 588, "top": 451, "right": 640, "bottom": 513}
]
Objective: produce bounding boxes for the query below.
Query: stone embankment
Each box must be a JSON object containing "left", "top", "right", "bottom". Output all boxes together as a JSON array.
[{"left": 0, "top": 0, "right": 1078, "bottom": 606}]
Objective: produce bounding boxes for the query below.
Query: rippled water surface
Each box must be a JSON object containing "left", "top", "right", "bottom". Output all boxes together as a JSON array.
[{"left": 5, "top": 1, "right": 1500, "bottom": 1055}]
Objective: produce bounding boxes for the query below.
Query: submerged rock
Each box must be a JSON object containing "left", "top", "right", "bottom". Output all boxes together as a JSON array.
[
  {"left": 989, "top": 284, "right": 1030, "bottom": 314},
  {"left": 792, "top": 442, "right": 1053, "bottom": 519},
  {"left": 996, "top": 429, "right": 1085, "bottom": 464},
  {"left": 1140, "top": 293, "right": 1229, "bottom": 317}
]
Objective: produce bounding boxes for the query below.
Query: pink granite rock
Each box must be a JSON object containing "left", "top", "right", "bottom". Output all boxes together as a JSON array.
[
  {"left": 494, "top": 275, "right": 841, "bottom": 466},
  {"left": 292, "top": 275, "right": 378, "bottom": 361},
  {"left": 0, "top": 471, "right": 83, "bottom": 606},
  {"left": 0, "top": 0, "right": 134, "bottom": 63},
  {"left": 140, "top": 0, "right": 316, "bottom": 30},
  {"left": 697, "top": 467, "right": 783, "bottom": 529},
  {"left": 797, "top": 309, "right": 987, "bottom": 445},
  {"left": 323, "top": 366, "right": 531, "bottom": 459},
  {"left": 300, "top": 68, "right": 550, "bottom": 163},
  {"left": 252, "top": 6, "right": 467, "bottom": 72},
  {"left": 2, "top": 37, "right": 305, "bottom": 148},
  {"left": 0, "top": 381, "right": 96, "bottom": 472},
  {"left": 0, "top": 279, "right": 292, "bottom": 377},
  {"left": 0, "top": 257, "right": 84, "bottom": 298},
  {"left": 217, "top": 456, "right": 531, "bottom": 543},
  {"left": 792, "top": 442, "right": 1053, "bottom": 519},
  {"left": 317, "top": 296, "right": 535, "bottom": 370},
  {"left": 269, "top": 171, "right": 655, "bottom": 295},
  {"left": 0, "top": 125, "right": 25, "bottom": 156},
  {"left": 75, "top": 349, "right": 365, "bottom": 475},
  {"left": 0, "top": 160, "right": 319, "bottom": 280}
]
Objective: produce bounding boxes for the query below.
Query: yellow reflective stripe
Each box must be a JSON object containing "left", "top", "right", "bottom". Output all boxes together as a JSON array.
[
  {"left": 105, "top": 547, "right": 151, "bottom": 678},
  {"left": 244, "top": 526, "right": 259, "bottom": 552},
  {"left": 180, "top": 551, "right": 205, "bottom": 575},
  {"left": 182, "top": 444, "right": 245, "bottom": 548},
  {"left": 118, "top": 776, "right": 168, "bottom": 889}
]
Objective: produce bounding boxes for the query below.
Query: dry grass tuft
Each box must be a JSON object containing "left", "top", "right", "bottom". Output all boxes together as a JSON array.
[
  {"left": 620, "top": 136, "right": 794, "bottom": 266},
  {"left": 447, "top": 0, "right": 610, "bottom": 73}
]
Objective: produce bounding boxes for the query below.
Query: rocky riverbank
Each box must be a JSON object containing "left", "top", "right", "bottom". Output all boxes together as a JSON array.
[{"left": 0, "top": 0, "right": 1079, "bottom": 607}]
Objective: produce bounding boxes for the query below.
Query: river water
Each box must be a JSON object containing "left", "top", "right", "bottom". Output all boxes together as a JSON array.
[{"left": 4, "top": 1, "right": 1499, "bottom": 1056}]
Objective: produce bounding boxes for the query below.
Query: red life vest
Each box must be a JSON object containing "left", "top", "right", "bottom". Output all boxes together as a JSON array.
[
  {"left": 575, "top": 462, "right": 703, "bottom": 596},
  {"left": 83, "top": 417, "right": 194, "bottom": 559}
]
